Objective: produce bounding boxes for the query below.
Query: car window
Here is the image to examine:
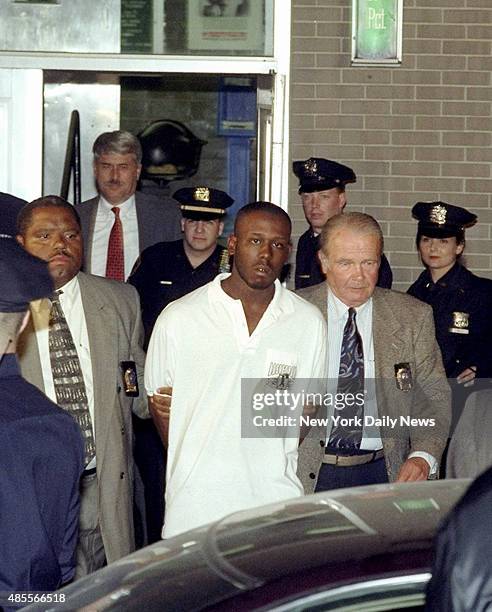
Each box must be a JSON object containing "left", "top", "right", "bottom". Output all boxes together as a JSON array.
[{"left": 260, "top": 573, "right": 429, "bottom": 611}]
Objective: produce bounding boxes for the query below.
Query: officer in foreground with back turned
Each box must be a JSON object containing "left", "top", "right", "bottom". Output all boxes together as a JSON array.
[
  {"left": 0, "top": 236, "right": 84, "bottom": 606},
  {"left": 293, "top": 157, "right": 392, "bottom": 289}
]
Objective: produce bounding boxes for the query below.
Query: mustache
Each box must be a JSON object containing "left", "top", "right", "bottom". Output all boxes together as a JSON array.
[{"left": 50, "top": 249, "right": 72, "bottom": 259}]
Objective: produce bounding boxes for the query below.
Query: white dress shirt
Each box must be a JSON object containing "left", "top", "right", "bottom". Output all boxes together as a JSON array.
[
  {"left": 30, "top": 275, "right": 96, "bottom": 468},
  {"left": 90, "top": 195, "right": 139, "bottom": 281},
  {"left": 326, "top": 289, "right": 437, "bottom": 472}
]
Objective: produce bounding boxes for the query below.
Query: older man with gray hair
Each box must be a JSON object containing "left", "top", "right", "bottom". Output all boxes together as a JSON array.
[
  {"left": 77, "top": 130, "right": 181, "bottom": 281},
  {"left": 297, "top": 212, "right": 451, "bottom": 493}
]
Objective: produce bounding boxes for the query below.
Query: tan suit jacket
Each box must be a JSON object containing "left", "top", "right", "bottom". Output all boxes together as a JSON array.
[
  {"left": 18, "top": 272, "right": 147, "bottom": 563},
  {"left": 296, "top": 283, "right": 451, "bottom": 493}
]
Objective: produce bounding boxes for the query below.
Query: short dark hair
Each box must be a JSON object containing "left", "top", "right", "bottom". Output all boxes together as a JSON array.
[
  {"left": 234, "top": 201, "right": 292, "bottom": 234},
  {"left": 416, "top": 229, "right": 465, "bottom": 248},
  {"left": 16, "top": 195, "right": 81, "bottom": 236}
]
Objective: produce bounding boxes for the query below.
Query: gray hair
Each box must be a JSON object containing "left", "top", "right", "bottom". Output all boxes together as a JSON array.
[
  {"left": 319, "top": 212, "right": 383, "bottom": 256},
  {"left": 93, "top": 130, "right": 142, "bottom": 164}
]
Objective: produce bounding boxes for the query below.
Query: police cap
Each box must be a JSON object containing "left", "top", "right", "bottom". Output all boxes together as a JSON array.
[
  {"left": 412, "top": 201, "right": 477, "bottom": 238},
  {"left": 0, "top": 235, "right": 54, "bottom": 313},
  {"left": 173, "top": 187, "right": 234, "bottom": 221},
  {"left": 0, "top": 192, "right": 26, "bottom": 236},
  {"left": 292, "top": 157, "right": 356, "bottom": 194}
]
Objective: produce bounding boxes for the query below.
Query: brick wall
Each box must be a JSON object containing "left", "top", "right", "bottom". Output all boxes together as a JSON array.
[{"left": 290, "top": 0, "right": 492, "bottom": 290}]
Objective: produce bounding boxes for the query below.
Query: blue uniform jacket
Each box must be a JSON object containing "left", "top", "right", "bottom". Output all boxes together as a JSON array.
[
  {"left": 129, "top": 239, "right": 229, "bottom": 346},
  {"left": 408, "top": 263, "right": 492, "bottom": 379},
  {"left": 0, "top": 354, "right": 84, "bottom": 607}
]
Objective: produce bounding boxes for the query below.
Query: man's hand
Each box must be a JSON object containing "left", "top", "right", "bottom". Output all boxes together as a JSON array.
[
  {"left": 457, "top": 366, "right": 476, "bottom": 387},
  {"left": 148, "top": 386, "right": 172, "bottom": 447},
  {"left": 396, "top": 457, "right": 430, "bottom": 482}
]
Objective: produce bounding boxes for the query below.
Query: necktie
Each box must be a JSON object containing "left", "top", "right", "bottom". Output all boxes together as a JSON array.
[
  {"left": 49, "top": 291, "right": 96, "bottom": 465},
  {"left": 328, "top": 307, "right": 365, "bottom": 450},
  {"left": 105, "top": 206, "right": 124, "bottom": 281}
]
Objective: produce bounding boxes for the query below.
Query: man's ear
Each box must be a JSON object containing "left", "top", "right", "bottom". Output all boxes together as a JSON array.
[
  {"left": 218, "top": 221, "right": 225, "bottom": 237},
  {"left": 339, "top": 191, "right": 347, "bottom": 213},
  {"left": 16, "top": 234, "right": 24, "bottom": 247},
  {"left": 318, "top": 250, "right": 329, "bottom": 275},
  {"left": 227, "top": 234, "right": 237, "bottom": 256},
  {"left": 180, "top": 218, "right": 186, "bottom": 232}
]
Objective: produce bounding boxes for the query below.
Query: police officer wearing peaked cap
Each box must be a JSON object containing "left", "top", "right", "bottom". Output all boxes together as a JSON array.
[
  {"left": 412, "top": 200, "right": 477, "bottom": 237},
  {"left": 130, "top": 186, "right": 234, "bottom": 346},
  {"left": 0, "top": 235, "right": 84, "bottom": 598},
  {"left": 293, "top": 157, "right": 393, "bottom": 290},
  {"left": 408, "top": 201, "right": 492, "bottom": 431},
  {"left": 128, "top": 185, "right": 233, "bottom": 544}
]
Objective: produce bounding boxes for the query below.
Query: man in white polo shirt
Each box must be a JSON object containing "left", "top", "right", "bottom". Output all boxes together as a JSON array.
[{"left": 145, "top": 202, "right": 327, "bottom": 538}]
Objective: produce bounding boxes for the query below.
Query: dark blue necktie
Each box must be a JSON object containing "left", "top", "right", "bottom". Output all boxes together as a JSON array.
[{"left": 328, "top": 307, "right": 365, "bottom": 450}]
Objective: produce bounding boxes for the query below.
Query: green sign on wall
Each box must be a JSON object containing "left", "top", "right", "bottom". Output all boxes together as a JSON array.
[
  {"left": 121, "top": 0, "right": 153, "bottom": 54},
  {"left": 352, "top": 0, "right": 402, "bottom": 64}
]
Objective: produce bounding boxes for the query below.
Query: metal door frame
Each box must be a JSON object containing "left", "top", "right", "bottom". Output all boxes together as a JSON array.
[{"left": 0, "top": 0, "right": 291, "bottom": 209}]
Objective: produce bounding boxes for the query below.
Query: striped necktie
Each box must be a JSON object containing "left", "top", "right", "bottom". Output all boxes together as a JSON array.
[{"left": 48, "top": 290, "right": 96, "bottom": 465}]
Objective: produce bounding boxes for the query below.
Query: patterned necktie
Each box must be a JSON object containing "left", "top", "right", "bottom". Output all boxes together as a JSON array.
[
  {"left": 49, "top": 291, "right": 96, "bottom": 465},
  {"left": 328, "top": 307, "right": 365, "bottom": 450},
  {"left": 105, "top": 206, "right": 124, "bottom": 281}
]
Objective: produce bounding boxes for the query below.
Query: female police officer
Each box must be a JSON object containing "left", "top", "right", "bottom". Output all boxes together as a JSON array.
[{"left": 408, "top": 201, "right": 492, "bottom": 430}]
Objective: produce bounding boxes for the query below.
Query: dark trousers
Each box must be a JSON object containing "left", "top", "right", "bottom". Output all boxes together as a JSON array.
[
  {"left": 133, "top": 415, "right": 166, "bottom": 544},
  {"left": 315, "top": 457, "right": 388, "bottom": 492}
]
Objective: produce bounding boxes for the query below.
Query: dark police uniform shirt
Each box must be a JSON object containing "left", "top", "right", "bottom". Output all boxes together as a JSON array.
[
  {"left": 295, "top": 229, "right": 393, "bottom": 290},
  {"left": 0, "top": 354, "right": 84, "bottom": 604},
  {"left": 408, "top": 263, "right": 492, "bottom": 379},
  {"left": 129, "top": 239, "right": 230, "bottom": 346}
]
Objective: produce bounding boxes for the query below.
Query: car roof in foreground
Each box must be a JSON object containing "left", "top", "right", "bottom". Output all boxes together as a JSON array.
[{"left": 25, "top": 479, "right": 469, "bottom": 612}]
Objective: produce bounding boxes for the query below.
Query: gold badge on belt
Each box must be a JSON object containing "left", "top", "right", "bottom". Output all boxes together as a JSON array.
[{"left": 449, "top": 311, "right": 469, "bottom": 334}]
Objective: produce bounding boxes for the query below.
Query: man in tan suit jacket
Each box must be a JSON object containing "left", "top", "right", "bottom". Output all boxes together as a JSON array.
[
  {"left": 16, "top": 196, "right": 147, "bottom": 576},
  {"left": 297, "top": 212, "right": 450, "bottom": 493}
]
